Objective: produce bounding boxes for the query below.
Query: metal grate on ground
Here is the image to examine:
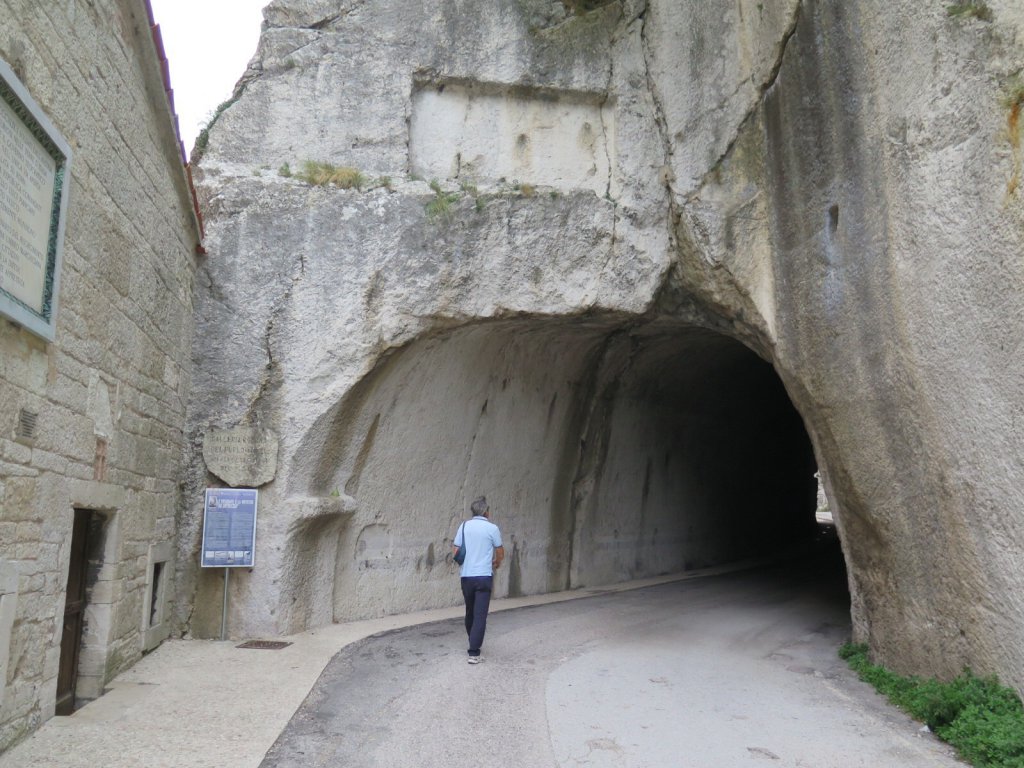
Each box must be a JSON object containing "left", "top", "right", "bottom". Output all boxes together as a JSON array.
[{"left": 236, "top": 640, "right": 292, "bottom": 650}]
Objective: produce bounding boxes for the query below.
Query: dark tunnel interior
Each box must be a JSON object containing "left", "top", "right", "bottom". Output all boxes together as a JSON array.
[{"left": 290, "top": 318, "right": 847, "bottom": 623}]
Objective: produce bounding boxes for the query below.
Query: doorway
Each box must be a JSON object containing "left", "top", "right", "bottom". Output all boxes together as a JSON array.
[{"left": 56, "top": 508, "right": 92, "bottom": 715}]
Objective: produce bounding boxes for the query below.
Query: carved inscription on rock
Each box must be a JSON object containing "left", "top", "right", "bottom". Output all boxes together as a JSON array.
[{"left": 203, "top": 427, "right": 279, "bottom": 487}]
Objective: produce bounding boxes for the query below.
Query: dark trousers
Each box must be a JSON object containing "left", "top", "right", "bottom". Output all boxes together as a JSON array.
[{"left": 461, "top": 576, "right": 493, "bottom": 657}]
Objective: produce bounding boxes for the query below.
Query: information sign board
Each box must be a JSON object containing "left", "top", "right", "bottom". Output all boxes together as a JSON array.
[{"left": 201, "top": 488, "right": 258, "bottom": 568}]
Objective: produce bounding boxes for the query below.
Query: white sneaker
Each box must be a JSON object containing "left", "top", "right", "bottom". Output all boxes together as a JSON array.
[{"left": 467, "top": 656, "right": 483, "bottom": 664}]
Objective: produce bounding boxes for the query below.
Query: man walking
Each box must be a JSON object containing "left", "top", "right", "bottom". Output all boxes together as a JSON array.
[{"left": 452, "top": 496, "right": 504, "bottom": 664}]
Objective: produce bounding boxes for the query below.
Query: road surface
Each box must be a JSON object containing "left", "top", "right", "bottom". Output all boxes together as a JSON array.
[{"left": 261, "top": 537, "right": 965, "bottom": 767}]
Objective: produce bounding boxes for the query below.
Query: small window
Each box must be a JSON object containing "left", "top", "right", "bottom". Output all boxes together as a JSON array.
[
  {"left": 149, "top": 561, "right": 164, "bottom": 627},
  {"left": 142, "top": 543, "right": 172, "bottom": 651}
]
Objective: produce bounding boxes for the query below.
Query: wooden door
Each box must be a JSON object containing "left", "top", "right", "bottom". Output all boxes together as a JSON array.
[{"left": 56, "top": 509, "right": 91, "bottom": 715}]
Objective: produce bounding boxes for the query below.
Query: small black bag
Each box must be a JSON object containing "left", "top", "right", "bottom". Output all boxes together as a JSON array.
[{"left": 453, "top": 522, "right": 467, "bottom": 565}]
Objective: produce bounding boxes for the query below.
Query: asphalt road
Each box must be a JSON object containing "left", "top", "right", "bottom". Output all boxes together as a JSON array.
[{"left": 261, "top": 537, "right": 966, "bottom": 768}]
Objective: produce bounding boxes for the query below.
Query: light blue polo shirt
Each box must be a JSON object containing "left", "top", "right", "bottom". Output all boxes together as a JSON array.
[{"left": 453, "top": 516, "right": 502, "bottom": 577}]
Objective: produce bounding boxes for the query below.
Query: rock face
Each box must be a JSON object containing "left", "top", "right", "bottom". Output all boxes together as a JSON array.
[{"left": 184, "top": 0, "right": 1024, "bottom": 691}]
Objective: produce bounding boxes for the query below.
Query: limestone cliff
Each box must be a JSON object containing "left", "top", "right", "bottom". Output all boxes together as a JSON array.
[{"left": 184, "top": 0, "right": 1024, "bottom": 693}]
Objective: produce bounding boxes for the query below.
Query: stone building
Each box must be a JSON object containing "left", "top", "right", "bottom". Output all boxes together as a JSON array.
[
  {"left": 0, "top": 0, "right": 202, "bottom": 751},
  {"left": 184, "top": 0, "right": 1024, "bottom": 700}
]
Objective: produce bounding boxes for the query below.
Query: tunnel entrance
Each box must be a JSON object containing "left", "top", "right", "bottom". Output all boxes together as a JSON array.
[{"left": 290, "top": 317, "right": 839, "bottom": 625}]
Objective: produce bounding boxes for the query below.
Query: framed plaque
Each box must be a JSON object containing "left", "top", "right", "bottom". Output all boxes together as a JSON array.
[{"left": 0, "top": 58, "right": 72, "bottom": 341}]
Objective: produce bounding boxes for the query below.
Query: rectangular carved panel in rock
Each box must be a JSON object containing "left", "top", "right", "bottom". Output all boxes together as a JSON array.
[{"left": 409, "top": 81, "right": 615, "bottom": 195}]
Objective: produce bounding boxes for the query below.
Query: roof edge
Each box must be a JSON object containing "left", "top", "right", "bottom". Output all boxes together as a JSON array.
[{"left": 140, "top": 0, "right": 206, "bottom": 246}]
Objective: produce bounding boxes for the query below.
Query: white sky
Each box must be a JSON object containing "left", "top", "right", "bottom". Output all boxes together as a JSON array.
[{"left": 148, "top": 0, "right": 268, "bottom": 150}]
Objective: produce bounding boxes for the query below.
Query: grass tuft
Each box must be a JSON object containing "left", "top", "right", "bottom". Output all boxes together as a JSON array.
[
  {"left": 840, "top": 643, "right": 1024, "bottom": 767},
  {"left": 296, "top": 161, "right": 364, "bottom": 189},
  {"left": 947, "top": 2, "right": 993, "bottom": 22},
  {"left": 1003, "top": 79, "right": 1024, "bottom": 111},
  {"left": 425, "top": 181, "right": 461, "bottom": 220},
  {"left": 562, "top": 0, "right": 616, "bottom": 15}
]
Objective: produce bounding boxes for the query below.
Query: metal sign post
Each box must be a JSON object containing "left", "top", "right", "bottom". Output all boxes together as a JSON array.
[
  {"left": 200, "top": 488, "right": 258, "bottom": 641},
  {"left": 221, "top": 568, "right": 230, "bottom": 641}
]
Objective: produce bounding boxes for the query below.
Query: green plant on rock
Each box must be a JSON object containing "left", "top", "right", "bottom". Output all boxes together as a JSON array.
[
  {"left": 839, "top": 643, "right": 1024, "bottom": 767},
  {"left": 561, "top": 0, "right": 617, "bottom": 15},
  {"left": 278, "top": 162, "right": 292, "bottom": 178},
  {"left": 946, "top": 2, "right": 993, "bottom": 22},
  {"left": 192, "top": 95, "right": 240, "bottom": 159},
  {"left": 425, "top": 179, "right": 461, "bottom": 220},
  {"left": 297, "top": 161, "right": 364, "bottom": 189},
  {"left": 1002, "top": 77, "right": 1023, "bottom": 197},
  {"left": 1002, "top": 78, "right": 1024, "bottom": 112}
]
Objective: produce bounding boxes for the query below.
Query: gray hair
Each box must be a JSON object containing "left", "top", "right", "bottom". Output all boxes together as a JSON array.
[{"left": 470, "top": 496, "right": 489, "bottom": 517}]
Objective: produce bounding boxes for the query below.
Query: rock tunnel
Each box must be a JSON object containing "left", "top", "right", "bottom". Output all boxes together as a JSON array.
[{"left": 286, "top": 317, "right": 827, "bottom": 627}]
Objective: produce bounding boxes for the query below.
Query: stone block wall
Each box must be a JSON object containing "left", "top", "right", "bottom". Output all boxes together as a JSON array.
[{"left": 0, "top": 0, "right": 201, "bottom": 752}]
